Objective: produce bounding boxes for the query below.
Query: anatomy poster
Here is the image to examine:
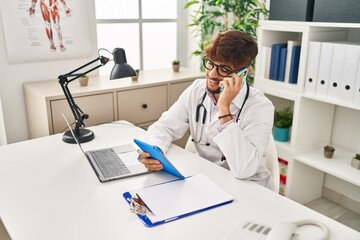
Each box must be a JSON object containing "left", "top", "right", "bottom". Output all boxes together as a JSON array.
[{"left": 0, "top": 0, "right": 92, "bottom": 64}]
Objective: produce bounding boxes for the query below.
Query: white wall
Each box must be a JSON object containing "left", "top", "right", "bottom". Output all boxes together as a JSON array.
[{"left": 0, "top": 0, "right": 98, "bottom": 143}]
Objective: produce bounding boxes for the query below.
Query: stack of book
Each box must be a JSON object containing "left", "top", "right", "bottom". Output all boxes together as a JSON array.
[{"left": 262, "top": 41, "right": 301, "bottom": 84}]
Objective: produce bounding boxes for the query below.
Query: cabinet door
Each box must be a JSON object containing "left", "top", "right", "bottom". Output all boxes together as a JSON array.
[
  {"left": 117, "top": 85, "right": 167, "bottom": 125},
  {"left": 50, "top": 93, "right": 114, "bottom": 134},
  {"left": 169, "top": 80, "right": 193, "bottom": 107}
]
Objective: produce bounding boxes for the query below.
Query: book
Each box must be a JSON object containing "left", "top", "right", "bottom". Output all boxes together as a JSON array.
[
  {"left": 269, "top": 43, "right": 287, "bottom": 80},
  {"left": 284, "top": 40, "right": 301, "bottom": 83},
  {"left": 288, "top": 45, "right": 301, "bottom": 84},
  {"left": 278, "top": 47, "right": 287, "bottom": 82}
]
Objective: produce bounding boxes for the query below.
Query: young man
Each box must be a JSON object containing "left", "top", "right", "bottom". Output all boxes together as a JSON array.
[{"left": 139, "top": 30, "right": 275, "bottom": 189}]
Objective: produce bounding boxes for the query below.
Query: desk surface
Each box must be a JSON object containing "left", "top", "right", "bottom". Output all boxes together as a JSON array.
[{"left": 0, "top": 123, "right": 359, "bottom": 240}]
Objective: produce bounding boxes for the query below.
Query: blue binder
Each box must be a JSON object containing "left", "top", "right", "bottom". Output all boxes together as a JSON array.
[
  {"left": 269, "top": 43, "right": 287, "bottom": 80},
  {"left": 123, "top": 174, "right": 234, "bottom": 227},
  {"left": 278, "top": 47, "right": 288, "bottom": 82},
  {"left": 289, "top": 45, "right": 301, "bottom": 84}
]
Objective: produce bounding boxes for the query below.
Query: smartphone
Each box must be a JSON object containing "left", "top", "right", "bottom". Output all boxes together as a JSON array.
[{"left": 219, "top": 68, "right": 248, "bottom": 94}]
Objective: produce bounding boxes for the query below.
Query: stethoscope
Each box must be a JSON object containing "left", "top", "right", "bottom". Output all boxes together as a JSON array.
[{"left": 192, "top": 82, "right": 250, "bottom": 146}]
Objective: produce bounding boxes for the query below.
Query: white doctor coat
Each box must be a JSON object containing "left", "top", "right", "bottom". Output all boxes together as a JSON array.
[{"left": 144, "top": 79, "right": 275, "bottom": 189}]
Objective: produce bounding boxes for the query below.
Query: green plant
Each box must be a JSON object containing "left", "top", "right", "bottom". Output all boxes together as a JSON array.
[
  {"left": 135, "top": 69, "right": 140, "bottom": 74},
  {"left": 324, "top": 145, "right": 335, "bottom": 152},
  {"left": 274, "top": 107, "right": 293, "bottom": 128},
  {"left": 354, "top": 153, "right": 360, "bottom": 160},
  {"left": 172, "top": 60, "right": 180, "bottom": 65},
  {"left": 184, "top": 0, "right": 269, "bottom": 83}
]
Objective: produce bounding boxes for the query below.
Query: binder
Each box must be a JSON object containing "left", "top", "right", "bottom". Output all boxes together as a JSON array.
[
  {"left": 340, "top": 44, "right": 360, "bottom": 103},
  {"left": 278, "top": 47, "right": 287, "bottom": 82},
  {"left": 327, "top": 43, "right": 347, "bottom": 100},
  {"left": 285, "top": 40, "right": 301, "bottom": 83},
  {"left": 123, "top": 174, "right": 234, "bottom": 227},
  {"left": 352, "top": 61, "right": 360, "bottom": 106},
  {"left": 288, "top": 45, "right": 301, "bottom": 84},
  {"left": 316, "top": 42, "right": 334, "bottom": 98},
  {"left": 261, "top": 46, "right": 272, "bottom": 79},
  {"left": 304, "top": 41, "right": 322, "bottom": 95},
  {"left": 269, "top": 43, "right": 287, "bottom": 80}
]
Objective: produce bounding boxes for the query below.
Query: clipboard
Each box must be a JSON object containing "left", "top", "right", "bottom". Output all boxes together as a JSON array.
[
  {"left": 133, "top": 138, "right": 185, "bottom": 180},
  {"left": 123, "top": 174, "right": 234, "bottom": 227}
]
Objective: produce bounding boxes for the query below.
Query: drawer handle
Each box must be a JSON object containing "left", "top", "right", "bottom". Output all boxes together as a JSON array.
[{"left": 142, "top": 103, "right": 148, "bottom": 109}]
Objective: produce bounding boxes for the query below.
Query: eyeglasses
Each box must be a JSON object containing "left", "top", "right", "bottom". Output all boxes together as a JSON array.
[{"left": 202, "top": 57, "right": 246, "bottom": 77}]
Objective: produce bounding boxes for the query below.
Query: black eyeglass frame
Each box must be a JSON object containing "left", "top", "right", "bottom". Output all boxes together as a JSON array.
[{"left": 202, "top": 57, "right": 247, "bottom": 77}]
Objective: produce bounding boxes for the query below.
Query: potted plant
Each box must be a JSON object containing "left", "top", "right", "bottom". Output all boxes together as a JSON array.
[
  {"left": 78, "top": 74, "right": 89, "bottom": 86},
  {"left": 184, "top": 0, "right": 269, "bottom": 84},
  {"left": 172, "top": 60, "right": 180, "bottom": 72},
  {"left": 324, "top": 145, "right": 335, "bottom": 159},
  {"left": 273, "top": 107, "right": 293, "bottom": 142},
  {"left": 351, "top": 153, "right": 360, "bottom": 169},
  {"left": 131, "top": 69, "right": 140, "bottom": 81}
]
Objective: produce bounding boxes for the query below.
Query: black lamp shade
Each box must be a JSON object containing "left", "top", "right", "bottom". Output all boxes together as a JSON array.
[{"left": 110, "top": 48, "right": 136, "bottom": 80}]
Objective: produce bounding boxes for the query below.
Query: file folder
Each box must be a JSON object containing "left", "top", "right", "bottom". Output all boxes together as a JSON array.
[
  {"left": 123, "top": 174, "right": 234, "bottom": 227},
  {"left": 304, "top": 41, "right": 321, "bottom": 95},
  {"left": 327, "top": 43, "right": 347, "bottom": 101},
  {"left": 353, "top": 61, "right": 360, "bottom": 106},
  {"left": 288, "top": 45, "right": 301, "bottom": 84},
  {"left": 316, "top": 42, "right": 334, "bottom": 98},
  {"left": 270, "top": 43, "right": 287, "bottom": 80},
  {"left": 340, "top": 44, "right": 360, "bottom": 103}
]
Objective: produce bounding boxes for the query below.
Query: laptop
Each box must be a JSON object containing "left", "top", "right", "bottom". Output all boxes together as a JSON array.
[{"left": 62, "top": 113, "right": 150, "bottom": 182}]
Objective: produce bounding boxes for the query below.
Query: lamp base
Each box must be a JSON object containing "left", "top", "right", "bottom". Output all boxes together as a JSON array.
[{"left": 62, "top": 128, "right": 95, "bottom": 144}]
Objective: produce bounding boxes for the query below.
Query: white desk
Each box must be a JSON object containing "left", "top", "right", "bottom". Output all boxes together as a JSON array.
[{"left": 0, "top": 123, "right": 359, "bottom": 240}]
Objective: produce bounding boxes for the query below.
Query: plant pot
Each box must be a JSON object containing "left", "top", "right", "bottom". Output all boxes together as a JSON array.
[
  {"left": 273, "top": 127, "right": 289, "bottom": 142},
  {"left": 351, "top": 158, "right": 360, "bottom": 169},
  {"left": 172, "top": 64, "right": 180, "bottom": 72},
  {"left": 324, "top": 151, "right": 334, "bottom": 159},
  {"left": 78, "top": 76, "right": 89, "bottom": 86},
  {"left": 131, "top": 74, "right": 139, "bottom": 81}
]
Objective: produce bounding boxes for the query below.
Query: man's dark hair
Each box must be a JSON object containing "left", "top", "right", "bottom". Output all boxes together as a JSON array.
[{"left": 204, "top": 30, "right": 258, "bottom": 69}]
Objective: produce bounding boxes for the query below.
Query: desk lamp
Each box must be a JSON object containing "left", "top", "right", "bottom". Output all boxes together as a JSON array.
[{"left": 58, "top": 48, "right": 136, "bottom": 144}]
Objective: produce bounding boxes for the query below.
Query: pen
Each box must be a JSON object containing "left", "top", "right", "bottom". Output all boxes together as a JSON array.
[{"left": 136, "top": 193, "right": 154, "bottom": 215}]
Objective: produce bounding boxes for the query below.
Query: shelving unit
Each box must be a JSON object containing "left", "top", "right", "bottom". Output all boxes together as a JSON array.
[{"left": 254, "top": 21, "right": 360, "bottom": 206}]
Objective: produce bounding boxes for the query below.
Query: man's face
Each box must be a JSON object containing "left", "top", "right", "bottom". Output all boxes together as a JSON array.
[{"left": 204, "top": 58, "right": 235, "bottom": 94}]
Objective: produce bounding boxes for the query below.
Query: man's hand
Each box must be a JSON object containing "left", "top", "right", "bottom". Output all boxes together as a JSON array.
[{"left": 138, "top": 152, "right": 163, "bottom": 171}]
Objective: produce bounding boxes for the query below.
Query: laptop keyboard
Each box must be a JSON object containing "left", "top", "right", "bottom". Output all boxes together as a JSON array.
[{"left": 90, "top": 148, "right": 131, "bottom": 179}]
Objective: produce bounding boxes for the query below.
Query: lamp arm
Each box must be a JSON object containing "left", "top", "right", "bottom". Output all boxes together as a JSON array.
[{"left": 58, "top": 56, "right": 109, "bottom": 135}]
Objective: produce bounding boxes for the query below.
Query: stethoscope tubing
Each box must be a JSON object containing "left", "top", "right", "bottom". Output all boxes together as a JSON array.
[{"left": 193, "top": 83, "right": 250, "bottom": 145}]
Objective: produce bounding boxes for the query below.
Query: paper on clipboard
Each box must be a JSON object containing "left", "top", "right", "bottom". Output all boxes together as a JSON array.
[{"left": 123, "top": 174, "right": 234, "bottom": 227}]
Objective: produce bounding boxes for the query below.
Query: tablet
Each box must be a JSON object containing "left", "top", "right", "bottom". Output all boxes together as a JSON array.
[{"left": 133, "top": 139, "right": 185, "bottom": 180}]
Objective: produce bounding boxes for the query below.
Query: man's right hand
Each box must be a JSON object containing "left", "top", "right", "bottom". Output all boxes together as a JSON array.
[{"left": 138, "top": 151, "right": 164, "bottom": 171}]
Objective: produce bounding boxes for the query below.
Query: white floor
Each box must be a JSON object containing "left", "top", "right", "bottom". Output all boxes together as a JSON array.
[{"left": 305, "top": 197, "right": 360, "bottom": 232}]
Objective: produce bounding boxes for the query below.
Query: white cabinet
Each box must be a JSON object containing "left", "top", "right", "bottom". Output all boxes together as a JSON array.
[
  {"left": 51, "top": 93, "right": 115, "bottom": 134},
  {"left": 24, "top": 68, "right": 204, "bottom": 144},
  {"left": 255, "top": 21, "right": 360, "bottom": 205},
  {"left": 117, "top": 85, "right": 167, "bottom": 127}
]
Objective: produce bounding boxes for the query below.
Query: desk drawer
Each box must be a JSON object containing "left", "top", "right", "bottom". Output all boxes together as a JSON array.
[
  {"left": 117, "top": 85, "right": 167, "bottom": 125},
  {"left": 51, "top": 93, "right": 115, "bottom": 134}
]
